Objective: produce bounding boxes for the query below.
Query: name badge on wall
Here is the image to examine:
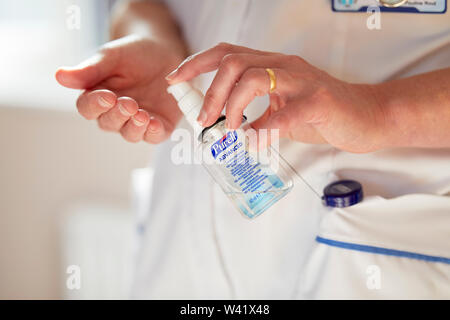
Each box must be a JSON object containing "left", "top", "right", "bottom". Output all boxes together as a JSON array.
[{"left": 332, "top": 0, "right": 447, "bottom": 13}]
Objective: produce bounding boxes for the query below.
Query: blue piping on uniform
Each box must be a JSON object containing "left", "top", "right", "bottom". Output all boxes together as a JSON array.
[{"left": 316, "top": 236, "right": 450, "bottom": 265}]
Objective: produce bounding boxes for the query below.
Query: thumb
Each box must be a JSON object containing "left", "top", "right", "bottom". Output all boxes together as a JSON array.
[
  {"left": 250, "top": 94, "right": 293, "bottom": 138},
  {"left": 55, "top": 52, "right": 116, "bottom": 89},
  {"left": 252, "top": 103, "right": 328, "bottom": 146},
  {"left": 249, "top": 103, "right": 298, "bottom": 150},
  {"left": 248, "top": 109, "right": 285, "bottom": 151}
]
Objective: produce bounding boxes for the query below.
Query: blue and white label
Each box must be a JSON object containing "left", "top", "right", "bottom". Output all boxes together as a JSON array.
[
  {"left": 211, "top": 131, "right": 238, "bottom": 159},
  {"left": 332, "top": 0, "right": 447, "bottom": 13},
  {"left": 207, "top": 130, "right": 287, "bottom": 219}
]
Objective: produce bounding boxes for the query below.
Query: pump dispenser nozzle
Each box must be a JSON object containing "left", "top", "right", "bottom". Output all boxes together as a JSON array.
[{"left": 167, "top": 82, "right": 204, "bottom": 135}]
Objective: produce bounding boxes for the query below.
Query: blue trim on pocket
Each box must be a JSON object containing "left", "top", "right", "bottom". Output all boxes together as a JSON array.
[{"left": 316, "top": 236, "right": 450, "bottom": 265}]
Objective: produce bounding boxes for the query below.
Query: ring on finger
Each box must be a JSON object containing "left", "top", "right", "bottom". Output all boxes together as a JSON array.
[{"left": 265, "top": 68, "right": 277, "bottom": 93}]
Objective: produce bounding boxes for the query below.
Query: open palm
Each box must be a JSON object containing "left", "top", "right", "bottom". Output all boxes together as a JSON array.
[{"left": 56, "top": 35, "right": 184, "bottom": 143}]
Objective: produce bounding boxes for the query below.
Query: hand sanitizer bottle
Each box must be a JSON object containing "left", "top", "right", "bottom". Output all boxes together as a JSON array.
[{"left": 168, "top": 82, "right": 293, "bottom": 219}]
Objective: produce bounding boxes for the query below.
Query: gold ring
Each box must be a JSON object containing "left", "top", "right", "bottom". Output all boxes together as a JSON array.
[{"left": 265, "top": 68, "right": 276, "bottom": 93}]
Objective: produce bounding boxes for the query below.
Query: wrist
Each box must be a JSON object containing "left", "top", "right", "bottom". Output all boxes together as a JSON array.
[
  {"left": 365, "top": 83, "right": 400, "bottom": 151},
  {"left": 110, "top": 1, "right": 188, "bottom": 59},
  {"left": 369, "top": 82, "right": 421, "bottom": 150},
  {"left": 158, "top": 37, "right": 188, "bottom": 62},
  {"left": 343, "top": 83, "right": 391, "bottom": 152}
]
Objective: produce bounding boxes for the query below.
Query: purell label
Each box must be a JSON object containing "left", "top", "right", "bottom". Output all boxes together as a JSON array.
[{"left": 211, "top": 131, "right": 238, "bottom": 159}]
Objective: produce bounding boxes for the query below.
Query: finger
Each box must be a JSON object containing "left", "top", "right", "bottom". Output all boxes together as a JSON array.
[
  {"left": 249, "top": 94, "right": 284, "bottom": 129},
  {"left": 97, "top": 97, "right": 139, "bottom": 132},
  {"left": 120, "top": 109, "right": 150, "bottom": 143},
  {"left": 198, "top": 54, "right": 284, "bottom": 127},
  {"left": 250, "top": 107, "right": 272, "bottom": 131},
  {"left": 253, "top": 103, "right": 327, "bottom": 145},
  {"left": 143, "top": 115, "right": 173, "bottom": 144},
  {"left": 55, "top": 52, "right": 118, "bottom": 89},
  {"left": 226, "top": 68, "right": 293, "bottom": 129},
  {"left": 76, "top": 89, "right": 117, "bottom": 120},
  {"left": 166, "top": 42, "right": 276, "bottom": 84}
]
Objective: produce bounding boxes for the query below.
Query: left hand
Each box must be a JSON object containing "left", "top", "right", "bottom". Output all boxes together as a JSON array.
[
  {"left": 56, "top": 35, "right": 184, "bottom": 144},
  {"left": 166, "top": 43, "right": 387, "bottom": 153}
]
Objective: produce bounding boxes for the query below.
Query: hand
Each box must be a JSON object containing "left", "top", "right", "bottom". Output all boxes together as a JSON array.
[
  {"left": 56, "top": 35, "right": 184, "bottom": 143},
  {"left": 167, "top": 43, "right": 387, "bottom": 153}
]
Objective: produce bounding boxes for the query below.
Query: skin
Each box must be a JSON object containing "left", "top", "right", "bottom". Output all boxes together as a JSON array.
[
  {"left": 56, "top": 2, "right": 450, "bottom": 153},
  {"left": 167, "top": 43, "right": 450, "bottom": 153},
  {"left": 55, "top": 2, "right": 186, "bottom": 143}
]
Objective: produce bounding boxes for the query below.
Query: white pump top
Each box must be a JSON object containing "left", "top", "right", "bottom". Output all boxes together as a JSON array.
[{"left": 167, "top": 82, "right": 204, "bottom": 136}]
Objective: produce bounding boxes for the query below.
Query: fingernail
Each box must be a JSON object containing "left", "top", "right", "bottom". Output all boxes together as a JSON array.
[
  {"left": 98, "top": 95, "right": 114, "bottom": 108},
  {"left": 147, "top": 116, "right": 161, "bottom": 133},
  {"left": 225, "top": 119, "right": 231, "bottom": 129},
  {"left": 197, "top": 109, "right": 207, "bottom": 126},
  {"left": 118, "top": 102, "right": 132, "bottom": 116},
  {"left": 132, "top": 116, "right": 146, "bottom": 127},
  {"left": 165, "top": 68, "right": 178, "bottom": 81}
]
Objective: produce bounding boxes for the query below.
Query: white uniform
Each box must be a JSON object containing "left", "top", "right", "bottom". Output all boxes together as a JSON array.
[{"left": 131, "top": 0, "right": 450, "bottom": 299}]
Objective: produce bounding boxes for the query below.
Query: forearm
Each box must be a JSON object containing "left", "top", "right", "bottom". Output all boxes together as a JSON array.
[
  {"left": 374, "top": 67, "right": 450, "bottom": 149},
  {"left": 110, "top": 1, "right": 187, "bottom": 58}
]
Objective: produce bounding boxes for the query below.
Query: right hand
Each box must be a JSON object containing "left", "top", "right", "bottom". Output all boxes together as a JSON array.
[{"left": 55, "top": 35, "right": 184, "bottom": 143}]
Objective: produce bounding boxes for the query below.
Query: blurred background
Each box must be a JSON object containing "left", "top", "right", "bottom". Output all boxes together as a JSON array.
[{"left": 0, "top": 0, "right": 152, "bottom": 299}]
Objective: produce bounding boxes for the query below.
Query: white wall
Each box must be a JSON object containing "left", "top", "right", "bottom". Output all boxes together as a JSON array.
[{"left": 0, "top": 106, "right": 151, "bottom": 299}]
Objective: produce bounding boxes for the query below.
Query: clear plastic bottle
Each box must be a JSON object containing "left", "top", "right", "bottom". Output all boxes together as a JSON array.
[{"left": 167, "top": 82, "right": 293, "bottom": 219}]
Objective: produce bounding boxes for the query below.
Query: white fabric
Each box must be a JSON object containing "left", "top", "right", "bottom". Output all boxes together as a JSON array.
[
  {"left": 298, "top": 195, "right": 450, "bottom": 299},
  {"left": 131, "top": 0, "right": 450, "bottom": 299}
]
